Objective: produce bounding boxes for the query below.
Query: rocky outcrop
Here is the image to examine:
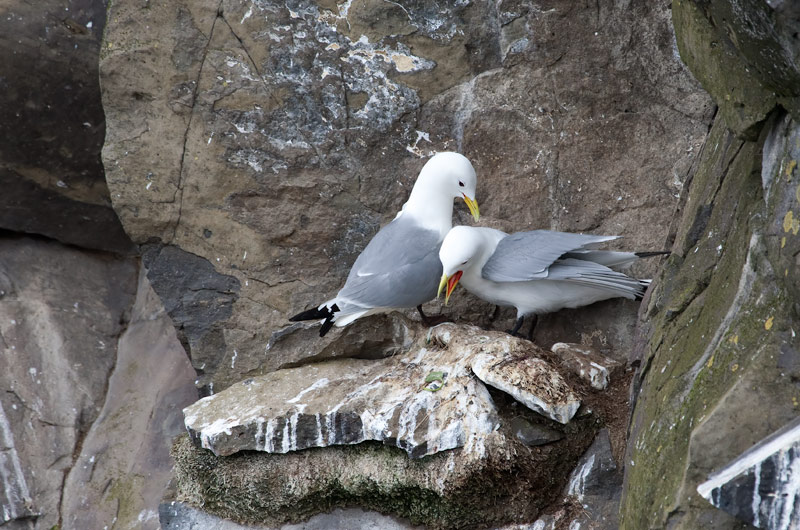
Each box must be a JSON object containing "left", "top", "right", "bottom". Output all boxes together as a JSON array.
[
  {"left": 172, "top": 322, "right": 636, "bottom": 528},
  {"left": 184, "top": 324, "right": 579, "bottom": 460},
  {"left": 697, "top": 417, "right": 800, "bottom": 529},
  {"left": 172, "top": 410, "right": 597, "bottom": 530},
  {"left": 620, "top": 1, "right": 800, "bottom": 528},
  {"left": 99, "top": 0, "right": 713, "bottom": 394}
]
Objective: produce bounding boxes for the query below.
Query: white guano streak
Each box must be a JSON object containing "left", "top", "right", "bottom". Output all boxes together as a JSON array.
[{"left": 0, "top": 400, "right": 31, "bottom": 520}]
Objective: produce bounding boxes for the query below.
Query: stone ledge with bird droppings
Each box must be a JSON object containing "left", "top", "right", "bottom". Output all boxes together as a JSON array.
[
  {"left": 183, "top": 323, "right": 581, "bottom": 459},
  {"left": 551, "top": 342, "right": 622, "bottom": 391}
]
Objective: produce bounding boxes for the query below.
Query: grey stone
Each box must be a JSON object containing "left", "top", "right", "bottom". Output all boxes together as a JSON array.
[
  {"left": 141, "top": 243, "right": 241, "bottom": 395},
  {"left": 510, "top": 417, "right": 563, "bottom": 447},
  {"left": 0, "top": 236, "right": 196, "bottom": 530},
  {"left": 698, "top": 417, "right": 800, "bottom": 529},
  {"left": 471, "top": 351, "right": 580, "bottom": 424},
  {"left": 183, "top": 324, "right": 579, "bottom": 459},
  {"left": 0, "top": 237, "right": 137, "bottom": 529},
  {"left": 60, "top": 268, "right": 198, "bottom": 530},
  {"left": 160, "top": 502, "right": 422, "bottom": 530},
  {"left": 560, "top": 429, "right": 622, "bottom": 530},
  {"left": 551, "top": 342, "right": 621, "bottom": 390},
  {"left": 567, "top": 429, "right": 621, "bottom": 502}
]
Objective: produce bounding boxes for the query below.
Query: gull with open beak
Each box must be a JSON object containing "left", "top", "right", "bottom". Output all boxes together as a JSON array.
[
  {"left": 290, "top": 152, "right": 480, "bottom": 336},
  {"left": 439, "top": 226, "right": 664, "bottom": 339}
]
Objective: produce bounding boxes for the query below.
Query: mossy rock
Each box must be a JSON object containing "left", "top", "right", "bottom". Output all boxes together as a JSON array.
[{"left": 621, "top": 110, "right": 800, "bottom": 529}]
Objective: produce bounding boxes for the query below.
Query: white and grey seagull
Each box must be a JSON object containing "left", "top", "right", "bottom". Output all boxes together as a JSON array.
[
  {"left": 438, "top": 226, "right": 666, "bottom": 339},
  {"left": 290, "top": 152, "right": 480, "bottom": 336}
]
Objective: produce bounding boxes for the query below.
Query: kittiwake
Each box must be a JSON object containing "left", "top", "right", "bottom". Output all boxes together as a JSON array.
[
  {"left": 290, "top": 152, "right": 480, "bottom": 336},
  {"left": 438, "top": 226, "right": 667, "bottom": 339}
]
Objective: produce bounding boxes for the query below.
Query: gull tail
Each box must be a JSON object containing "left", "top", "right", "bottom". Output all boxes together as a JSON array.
[
  {"left": 289, "top": 303, "right": 340, "bottom": 337},
  {"left": 635, "top": 279, "right": 652, "bottom": 301},
  {"left": 635, "top": 251, "right": 671, "bottom": 259}
]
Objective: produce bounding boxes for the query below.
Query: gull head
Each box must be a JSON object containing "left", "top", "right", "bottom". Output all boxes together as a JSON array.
[
  {"left": 417, "top": 152, "right": 479, "bottom": 221},
  {"left": 437, "top": 226, "right": 483, "bottom": 304}
]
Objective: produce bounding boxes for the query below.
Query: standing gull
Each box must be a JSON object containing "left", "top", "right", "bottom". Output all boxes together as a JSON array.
[
  {"left": 290, "top": 152, "right": 480, "bottom": 336},
  {"left": 438, "top": 226, "right": 666, "bottom": 339}
]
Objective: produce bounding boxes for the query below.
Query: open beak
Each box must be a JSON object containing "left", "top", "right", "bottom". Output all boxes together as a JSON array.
[
  {"left": 462, "top": 194, "right": 480, "bottom": 221},
  {"left": 437, "top": 271, "right": 463, "bottom": 305}
]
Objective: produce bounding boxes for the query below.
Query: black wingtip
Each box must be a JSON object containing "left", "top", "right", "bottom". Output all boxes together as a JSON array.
[
  {"left": 289, "top": 307, "right": 330, "bottom": 322},
  {"left": 635, "top": 279, "right": 652, "bottom": 301},
  {"left": 635, "top": 251, "right": 671, "bottom": 259},
  {"left": 289, "top": 304, "right": 340, "bottom": 336}
]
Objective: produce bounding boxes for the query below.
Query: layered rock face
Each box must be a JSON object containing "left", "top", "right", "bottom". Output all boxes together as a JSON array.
[
  {"left": 99, "top": 0, "right": 712, "bottom": 394},
  {"left": 621, "top": 1, "right": 800, "bottom": 529}
]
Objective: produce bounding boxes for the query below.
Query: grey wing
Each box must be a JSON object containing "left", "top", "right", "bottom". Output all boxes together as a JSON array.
[
  {"left": 546, "top": 258, "right": 644, "bottom": 298},
  {"left": 337, "top": 217, "right": 443, "bottom": 309},
  {"left": 482, "top": 230, "right": 619, "bottom": 282}
]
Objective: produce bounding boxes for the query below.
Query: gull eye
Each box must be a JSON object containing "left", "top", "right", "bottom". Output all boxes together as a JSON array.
[
  {"left": 458, "top": 181, "right": 465, "bottom": 187},
  {"left": 461, "top": 260, "right": 468, "bottom": 265}
]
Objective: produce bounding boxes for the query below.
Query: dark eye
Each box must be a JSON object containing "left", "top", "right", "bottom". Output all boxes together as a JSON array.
[
  {"left": 461, "top": 260, "right": 468, "bottom": 265},
  {"left": 458, "top": 181, "right": 465, "bottom": 187}
]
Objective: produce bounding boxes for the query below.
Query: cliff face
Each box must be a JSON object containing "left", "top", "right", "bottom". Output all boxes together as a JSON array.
[
  {"left": 5, "top": 0, "right": 798, "bottom": 528},
  {"left": 99, "top": 0, "right": 711, "bottom": 394},
  {"left": 621, "top": 1, "right": 800, "bottom": 528},
  {"left": 94, "top": 1, "right": 716, "bottom": 527}
]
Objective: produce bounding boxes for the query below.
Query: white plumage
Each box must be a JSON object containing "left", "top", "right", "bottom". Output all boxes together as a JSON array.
[
  {"left": 438, "top": 226, "right": 657, "bottom": 338},
  {"left": 291, "top": 152, "right": 480, "bottom": 336}
]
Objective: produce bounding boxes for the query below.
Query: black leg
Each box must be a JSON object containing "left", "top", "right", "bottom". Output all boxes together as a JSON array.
[
  {"left": 417, "top": 305, "right": 448, "bottom": 326},
  {"left": 488, "top": 305, "right": 501, "bottom": 324},
  {"left": 507, "top": 316, "right": 525, "bottom": 337},
  {"left": 526, "top": 314, "right": 538, "bottom": 341}
]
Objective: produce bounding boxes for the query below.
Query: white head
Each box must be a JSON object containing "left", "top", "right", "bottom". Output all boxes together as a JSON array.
[
  {"left": 437, "top": 225, "right": 484, "bottom": 303},
  {"left": 411, "top": 152, "right": 480, "bottom": 221}
]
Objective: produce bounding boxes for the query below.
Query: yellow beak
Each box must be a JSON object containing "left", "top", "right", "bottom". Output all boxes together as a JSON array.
[
  {"left": 437, "top": 273, "right": 448, "bottom": 300},
  {"left": 437, "top": 271, "right": 463, "bottom": 305},
  {"left": 462, "top": 195, "right": 480, "bottom": 221}
]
